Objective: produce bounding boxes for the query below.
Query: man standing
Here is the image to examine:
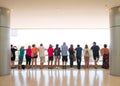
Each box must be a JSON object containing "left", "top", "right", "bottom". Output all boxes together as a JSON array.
[
  {"left": 61, "top": 42, "right": 68, "bottom": 69},
  {"left": 91, "top": 42, "right": 100, "bottom": 68},
  {"left": 75, "top": 45, "right": 82, "bottom": 69}
]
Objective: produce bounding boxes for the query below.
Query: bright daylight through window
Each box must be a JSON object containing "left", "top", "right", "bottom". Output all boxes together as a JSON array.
[{"left": 10, "top": 28, "right": 110, "bottom": 65}]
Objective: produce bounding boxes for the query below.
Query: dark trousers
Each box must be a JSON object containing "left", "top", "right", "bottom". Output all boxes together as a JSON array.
[
  {"left": 26, "top": 55, "right": 31, "bottom": 65},
  {"left": 77, "top": 55, "right": 81, "bottom": 69},
  {"left": 69, "top": 55, "right": 74, "bottom": 67}
]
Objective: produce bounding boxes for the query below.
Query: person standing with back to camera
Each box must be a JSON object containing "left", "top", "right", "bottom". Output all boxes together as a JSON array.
[
  {"left": 38, "top": 43, "right": 46, "bottom": 69},
  {"left": 31, "top": 44, "right": 38, "bottom": 68},
  {"left": 100, "top": 44, "right": 109, "bottom": 69},
  {"left": 61, "top": 42, "right": 68, "bottom": 69},
  {"left": 91, "top": 42, "right": 100, "bottom": 69},
  {"left": 11, "top": 44, "right": 18, "bottom": 68},
  {"left": 83, "top": 44, "right": 91, "bottom": 69},
  {"left": 75, "top": 44, "right": 82, "bottom": 69},
  {"left": 54, "top": 44, "right": 61, "bottom": 69},
  {"left": 47, "top": 44, "right": 54, "bottom": 69}
]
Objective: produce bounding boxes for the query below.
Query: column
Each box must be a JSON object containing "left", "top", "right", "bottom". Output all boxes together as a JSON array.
[
  {"left": 0, "top": 7, "right": 10, "bottom": 75},
  {"left": 110, "top": 6, "right": 120, "bottom": 76}
]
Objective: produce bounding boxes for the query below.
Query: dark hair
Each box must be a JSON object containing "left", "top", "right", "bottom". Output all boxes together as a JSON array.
[
  {"left": 93, "top": 42, "right": 96, "bottom": 45},
  {"left": 104, "top": 44, "right": 107, "bottom": 48},
  {"left": 56, "top": 44, "right": 59, "bottom": 47},
  {"left": 77, "top": 45, "right": 80, "bottom": 47},
  {"left": 49, "top": 44, "right": 52, "bottom": 48},
  {"left": 40, "top": 43, "right": 43, "bottom": 46},
  {"left": 32, "top": 44, "right": 35, "bottom": 47}
]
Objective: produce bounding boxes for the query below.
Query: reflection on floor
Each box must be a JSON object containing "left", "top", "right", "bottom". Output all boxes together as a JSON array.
[{"left": 0, "top": 68, "right": 120, "bottom": 86}]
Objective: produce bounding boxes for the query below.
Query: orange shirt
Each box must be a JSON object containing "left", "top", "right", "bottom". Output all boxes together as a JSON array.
[
  {"left": 31, "top": 47, "right": 38, "bottom": 57},
  {"left": 101, "top": 48, "right": 109, "bottom": 55},
  {"left": 103, "top": 48, "right": 109, "bottom": 54}
]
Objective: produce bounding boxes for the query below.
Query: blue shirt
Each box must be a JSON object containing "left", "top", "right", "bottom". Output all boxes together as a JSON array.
[
  {"left": 75, "top": 47, "right": 82, "bottom": 56},
  {"left": 91, "top": 45, "right": 100, "bottom": 56},
  {"left": 61, "top": 44, "right": 68, "bottom": 56},
  {"left": 19, "top": 48, "right": 25, "bottom": 57}
]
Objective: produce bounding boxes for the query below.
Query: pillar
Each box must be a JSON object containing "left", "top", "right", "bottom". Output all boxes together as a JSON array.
[
  {"left": 0, "top": 7, "right": 10, "bottom": 75},
  {"left": 110, "top": 6, "right": 120, "bottom": 76}
]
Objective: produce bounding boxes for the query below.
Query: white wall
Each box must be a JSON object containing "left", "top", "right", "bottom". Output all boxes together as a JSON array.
[{"left": 0, "top": 0, "right": 110, "bottom": 28}]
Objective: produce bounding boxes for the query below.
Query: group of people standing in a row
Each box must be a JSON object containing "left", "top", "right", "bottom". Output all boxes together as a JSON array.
[{"left": 11, "top": 42, "right": 109, "bottom": 69}]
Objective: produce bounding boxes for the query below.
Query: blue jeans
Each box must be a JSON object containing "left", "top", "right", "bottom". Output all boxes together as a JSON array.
[
  {"left": 77, "top": 55, "right": 81, "bottom": 69},
  {"left": 18, "top": 56, "right": 23, "bottom": 65},
  {"left": 69, "top": 55, "right": 74, "bottom": 67}
]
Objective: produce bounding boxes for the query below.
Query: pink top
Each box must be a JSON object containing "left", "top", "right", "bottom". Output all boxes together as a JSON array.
[
  {"left": 48, "top": 47, "right": 54, "bottom": 57},
  {"left": 26, "top": 48, "right": 32, "bottom": 57}
]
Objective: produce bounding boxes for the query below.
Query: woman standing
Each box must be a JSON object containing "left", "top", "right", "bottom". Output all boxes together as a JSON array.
[
  {"left": 26, "top": 45, "right": 32, "bottom": 69},
  {"left": 38, "top": 43, "right": 46, "bottom": 69},
  {"left": 18, "top": 46, "right": 25, "bottom": 69},
  {"left": 68, "top": 44, "right": 75, "bottom": 68},
  {"left": 11, "top": 44, "right": 17, "bottom": 68},
  {"left": 47, "top": 44, "right": 54, "bottom": 69},
  {"left": 83, "top": 44, "right": 90, "bottom": 69},
  {"left": 101, "top": 44, "right": 109, "bottom": 69},
  {"left": 54, "top": 44, "right": 61, "bottom": 69},
  {"left": 31, "top": 44, "right": 38, "bottom": 68}
]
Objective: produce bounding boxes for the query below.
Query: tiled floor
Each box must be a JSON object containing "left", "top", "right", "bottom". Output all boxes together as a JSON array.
[{"left": 0, "top": 68, "right": 120, "bottom": 86}]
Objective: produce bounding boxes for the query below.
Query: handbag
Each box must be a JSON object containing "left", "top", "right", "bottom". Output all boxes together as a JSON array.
[{"left": 73, "top": 56, "right": 76, "bottom": 61}]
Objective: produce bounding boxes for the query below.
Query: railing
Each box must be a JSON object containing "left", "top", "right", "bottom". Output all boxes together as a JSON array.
[{"left": 14, "top": 51, "right": 103, "bottom": 66}]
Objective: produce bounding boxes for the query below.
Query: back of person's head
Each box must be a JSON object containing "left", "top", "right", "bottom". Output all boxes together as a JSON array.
[
  {"left": 63, "top": 42, "right": 66, "bottom": 45},
  {"left": 40, "top": 43, "right": 43, "bottom": 46},
  {"left": 77, "top": 45, "right": 80, "bottom": 47},
  {"left": 49, "top": 44, "right": 52, "bottom": 48},
  {"left": 85, "top": 44, "right": 88, "bottom": 48},
  {"left": 93, "top": 42, "right": 96, "bottom": 45},
  {"left": 28, "top": 45, "right": 31, "bottom": 48},
  {"left": 70, "top": 44, "right": 73, "bottom": 48},
  {"left": 56, "top": 44, "right": 59, "bottom": 47},
  {"left": 21, "top": 46, "right": 24, "bottom": 49},
  {"left": 104, "top": 44, "right": 107, "bottom": 48},
  {"left": 11, "top": 44, "right": 13, "bottom": 47},
  {"left": 32, "top": 44, "right": 35, "bottom": 47}
]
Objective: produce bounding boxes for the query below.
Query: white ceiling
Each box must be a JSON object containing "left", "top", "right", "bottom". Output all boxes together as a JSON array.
[{"left": 0, "top": 0, "right": 120, "bottom": 28}]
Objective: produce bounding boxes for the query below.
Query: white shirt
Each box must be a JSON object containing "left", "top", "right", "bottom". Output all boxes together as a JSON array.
[{"left": 38, "top": 46, "right": 45, "bottom": 57}]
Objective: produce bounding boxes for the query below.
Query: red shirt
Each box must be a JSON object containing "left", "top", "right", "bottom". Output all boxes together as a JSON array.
[
  {"left": 48, "top": 47, "right": 54, "bottom": 57},
  {"left": 26, "top": 48, "right": 32, "bottom": 56}
]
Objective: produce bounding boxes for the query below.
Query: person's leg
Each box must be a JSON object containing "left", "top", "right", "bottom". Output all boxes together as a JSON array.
[
  {"left": 40, "top": 56, "right": 45, "bottom": 69},
  {"left": 58, "top": 57, "right": 60, "bottom": 68},
  {"left": 93, "top": 56, "right": 97, "bottom": 68},
  {"left": 29, "top": 57, "right": 31, "bottom": 66},
  {"left": 71, "top": 57, "right": 73, "bottom": 67},
  {"left": 31, "top": 58, "right": 34, "bottom": 68},
  {"left": 62, "top": 56, "right": 65, "bottom": 68},
  {"left": 84, "top": 57, "right": 87, "bottom": 68},
  {"left": 48, "top": 57, "right": 50, "bottom": 69},
  {"left": 51, "top": 57, "right": 53, "bottom": 68},
  {"left": 54, "top": 57, "right": 57, "bottom": 68},
  {"left": 69, "top": 55, "right": 73, "bottom": 67},
  {"left": 86, "top": 57, "right": 89, "bottom": 68},
  {"left": 65, "top": 56, "right": 67, "bottom": 69},
  {"left": 11, "top": 57, "right": 15, "bottom": 68},
  {"left": 26, "top": 55, "right": 28, "bottom": 65}
]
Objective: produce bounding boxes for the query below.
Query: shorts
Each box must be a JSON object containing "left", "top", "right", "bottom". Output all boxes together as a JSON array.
[
  {"left": 93, "top": 55, "right": 99, "bottom": 60},
  {"left": 48, "top": 56, "right": 53, "bottom": 61},
  {"left": 40, "top": 56, "right": 45, "bottom": 63},
  {"left": 54, "top": 55, "right": 61, "bottom": 58},
  {"left": 62, "top": 56, "right": 68, "bottom": 62},
  {"left": 11, "top": 56, "right": 15, "bottom": 61},
  {"left": 32, "top": 54, "right": 38, "bottom": 58}
]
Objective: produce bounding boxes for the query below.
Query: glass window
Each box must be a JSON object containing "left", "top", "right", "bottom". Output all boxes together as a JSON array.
[{"left": 10, "top": 28, "right": 110, "bottom": 65}]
